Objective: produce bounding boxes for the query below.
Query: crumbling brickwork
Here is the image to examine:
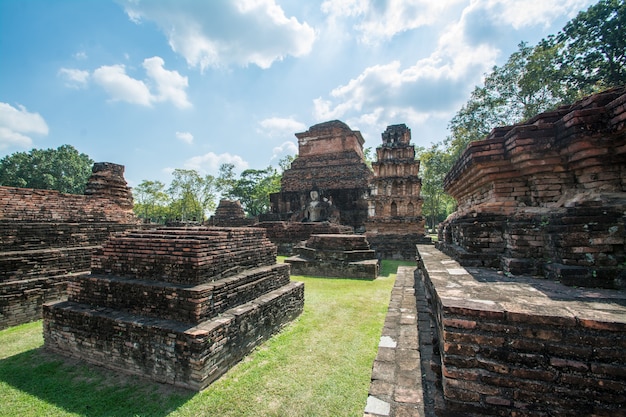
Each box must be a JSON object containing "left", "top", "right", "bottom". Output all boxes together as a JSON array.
[
  {"left": 270, "top": 120, "right": 372, "bottom": 230},
  {"left": 43, "top": 227, "right": 304, "bottom": 391},
  {"left": 366, "top": 124, "right": 430, "bottom": 259},
  {"left": 417, "top": 244, "right": 626, "bottom": 416},
  {"left": 285, "top": 234, "right": 379, "bottom": 279},
  {"left": 208, "top": 199, "right": 255, "bottom": 227},
  {"left": 256, "top": 221, "right": 353, "bottom": 255},
  {"left": 438, "top": 87, "right": 626, "bottom": 288},
  {"left": 0, "top": 163, "right": 139, "bottom": 329}
]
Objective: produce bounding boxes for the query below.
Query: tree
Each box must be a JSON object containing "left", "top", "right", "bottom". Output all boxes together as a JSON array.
[
  {"left": 167, "top": 169, "right": 217, "bottom": 222},
  {"left": 0, "top": 145, "right": 93, "bottom": 194},
  {"left": 557, "top": 0, "right": 626, "bottom": 93},
  {"left": 229, "top": 166, "right": 281, "bottom": 217},
  {"left": 216, "top": 163, "right": 237, "bottom": 198},
  {"left": 417, "top": 145, "right": 456, "bottom": 231},
  {"left": 133, "top": 180, "right": 169, "bottom": 223},
  {"left": 447, "top": 41, "right": 568, "bottom": 159}
]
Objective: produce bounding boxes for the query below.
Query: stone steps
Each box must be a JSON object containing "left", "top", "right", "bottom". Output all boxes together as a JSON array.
[
  {"left": 68, "top": 263, "right": 291, "bottom": 324},
  {"left": 43, "top": 281, "right": 304, "bottom": 391}
]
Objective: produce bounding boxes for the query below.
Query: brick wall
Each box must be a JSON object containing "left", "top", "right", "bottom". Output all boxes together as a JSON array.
[
  {"left": 0, "top": 162, "right": 139, "bottom": 329},
  {"left": 417, "top": 244, "right": 626, "bottom": 416},
  {"left": 438, "top": 88, "right": 626, "bottom": 288}
]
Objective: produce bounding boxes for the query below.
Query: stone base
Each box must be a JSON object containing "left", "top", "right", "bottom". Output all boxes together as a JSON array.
[
  {"left": 416, "top": 244, "right": 626, "bottom": 416},
  {"left": 285, "top": 256, "right": 379, "bottom": 279},
  {"left": 43, "top": 281, "right": 304, "bottom": 391},
  {"left": 366, "top": 233, "right": 431, "bottom": 260}
]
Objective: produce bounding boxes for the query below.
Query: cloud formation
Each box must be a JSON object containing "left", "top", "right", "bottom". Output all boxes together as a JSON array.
[
  {"left": 184, "top": 151, "right": 249, "bottom": 175},
  {"left": 258, "top": 117, "right": 306, "bottom": 137},
  {"left": 120, "top": 0, "right": 316, "bottom": 70},
  {"left": 313, "top": 0, "right": 590, "bottom": 137},
  {"left": 0, "top": 102, "right": 49, "bottom": 150},
  {"left": 175, "top": 131, "right": 194, "bottom": 144},
  {"left": 64, "top": 56, "right": 191, "bottom": 108}
]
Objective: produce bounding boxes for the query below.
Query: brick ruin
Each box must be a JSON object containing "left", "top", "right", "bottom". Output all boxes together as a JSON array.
[
  {"left": 208, "top": 199, "right": 255, "bottom": 227},
  {"left": 43, "top": 227, "right": 304, "bottom": 391},
  {"left": 268, "top": 120, "right": 373, "bottom": 230},
  {"left": 366, "top": 124, "right": 430, "bottom": 259},
  {"left": 285, "top": 234, "right": 379, "bottom": 279},
  {"left": 260, "top": 120, "right": 428, "bottom": 260},
  {"left": 0, "top": 162, "right": 139, "bottom": 330},
  {"left": 437, "top": 87, "right": 626, "bottom": 289}
]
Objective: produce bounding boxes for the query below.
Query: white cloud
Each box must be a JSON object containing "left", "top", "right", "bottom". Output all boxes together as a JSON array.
[
  {"left": 58, "top": 68, "right": 90, "bottom": 89},
  {"left": 143, "top": 56, "right": 191, "bottom": 108},
  {"left": 271, "top": 141, "right": 298, "bottom": 159},
  {"left": 120, "top": 0, "right": 316, "bottom": 70},
  {"left": 184, "top": 152, "right": 249, "bottom": 175},
  {"left": 322, "top": 0, "right": 465, "bottom": 44},
  {"left": 93, "top": 64, "right": 154, "bottom": 106},
  {"left": 73, "top": 51, "right": 88, "bottom": 60},
  {"left": 480, "top": 0, "right": 591, "bottom": 29},
  {"left": 0, "top": 102, "right": 49, "bottom": 150},
  {"left": 176, "top": 131, "right": 194, "bottom": 144},
  {"left": 258, "top": 117, "right": 306, "bottom": 137},
  {"left": 90, "top": 57, "right": 191, "bottom": 108}
]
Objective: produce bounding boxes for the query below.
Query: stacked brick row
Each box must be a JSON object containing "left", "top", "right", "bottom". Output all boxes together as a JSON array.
[
  {"left": 285, "top": 234, "right": 379, "bottom": 278},
  {"left": 43, "top": 226, "right": 304, "bottom": 391},
  {"left": 417, "top": 244, "right": 626, "bottom": 416},
  {"left": 0, "top": 163, "right": 139, "bottom": 329},
  {"left": 255, "top": 221, "right": 353, "bottom": 254},
  {"left": 438, "top": 87, "right": 626, "bottom": 288},
  {"left": 91, "top": 227, "right": 276, "bottom": 285},
  {"left": 208, "top": 199, "right": 255, "bottom": 227}
]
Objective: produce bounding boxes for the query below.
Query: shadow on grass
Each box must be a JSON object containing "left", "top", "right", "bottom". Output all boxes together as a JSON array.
[
  {"left": 379, "top": 259, "right": 416, "bottom": 277},
  {"left": 0, "top": 347, "right": 194, "bottom": 417}
]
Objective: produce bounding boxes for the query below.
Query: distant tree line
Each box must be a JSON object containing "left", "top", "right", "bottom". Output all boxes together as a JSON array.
[
  {"left": 418, "top": 0, "right": 625, "bottom": 231},
  {"left": 132, "top": 156, "right": 294, "bottom": 224}
]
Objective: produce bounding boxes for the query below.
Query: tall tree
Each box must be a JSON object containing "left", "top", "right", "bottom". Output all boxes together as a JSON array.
[
  {"left": 133, "top": 180, "right": 169, "bottom": 223},
  {"left": 417, "top": 144, "right": 456, "bottom": 231},
  {"left": 0, "top": 145, "right": 93, "bottom": 194},
  {"left": 229, "top": 166, "right": 281, "bottom": 217},
  {"left": 557, "top": 0, "right": 626, "bottom": 93},
  {"left": 167, "top": 169, "right": 217, "bottom": 222}
]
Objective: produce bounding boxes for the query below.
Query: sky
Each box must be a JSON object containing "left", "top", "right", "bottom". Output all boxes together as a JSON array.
[{"left": 0, "top": 0, "right": 597, "bottom": 187}]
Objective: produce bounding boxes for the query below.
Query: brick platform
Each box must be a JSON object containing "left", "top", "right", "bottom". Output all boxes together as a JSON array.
[
  {"left": 43, "top": 227, "right": 304, "bottom": 391},
  {"left": 0, "top": 162, "right": 139, "bottom": 329},
  {"left": 285, "top": 234, "right": 379, "bottom": 279},
  {"left": 416, "top": 244, "right": 626, "bottom": 416}
]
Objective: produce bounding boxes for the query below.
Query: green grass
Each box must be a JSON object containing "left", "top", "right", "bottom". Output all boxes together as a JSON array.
[{"left": 0, "top": 260, "right": 414, "bottom": 417}]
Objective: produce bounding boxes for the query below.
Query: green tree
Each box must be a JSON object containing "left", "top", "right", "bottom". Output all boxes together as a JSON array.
[
  {"left": 417, "top": 144, "right": 456, "bottom": 231},
  {"left": 216, "top": 163, "right": 237, "bottom": 198},
  {"left": 167, "top": 169, "right": 217, "bottom": 222},
  {"left": 557, "top": 0, "right": 626, "bottom": 93},
  {"left": 229, "top": 166, "right": 281, "bottom": 217},
  {"left": 0, "top": 145, "right": 93, "bottom": 194},
  {"left": 133, "top": 180, "right": 169, "bottom": 223}
]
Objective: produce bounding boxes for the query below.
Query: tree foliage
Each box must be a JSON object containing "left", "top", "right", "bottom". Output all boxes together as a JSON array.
[
  {"left": 421, "top": 0, "right": 625, "bottom": 228},
  {"left": 447, "top": 0, "right": 625, "bottom": 159},
  {"left": 228, "top": 167, "right": 281, "bottom": 217},
  {"left": 0, "top": 145, "right": 94, "bottom": 194}
]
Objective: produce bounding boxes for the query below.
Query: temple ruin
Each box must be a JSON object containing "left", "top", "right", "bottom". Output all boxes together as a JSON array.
[
  {"left": 259, "top": 120, "right": 428, "bottom": 260},
  {"left": 43, "top": 226, "right": 304, "bottom": 390},
  {"left": 437, "top": 86, "right": 626, "bottom": 289},
  {"left": 366, "top": 124, "right": 430, "bottom": 259},
  {"left": 0, "top": 162, "right": 139, "bottom": 330},
  {"left": 394, "top": 87, "right": 626, "bottom": 416},
  {"left": 285, "top": 234, "right": 379, "bottom": 279},
  {"left": 268, "top": 120, "right": 372, "bottom": 230}
]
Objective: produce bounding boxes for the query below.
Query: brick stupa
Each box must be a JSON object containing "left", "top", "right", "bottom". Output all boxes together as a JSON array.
[{"left": 43, "top": 227, "right": 304, "bottom": 390}]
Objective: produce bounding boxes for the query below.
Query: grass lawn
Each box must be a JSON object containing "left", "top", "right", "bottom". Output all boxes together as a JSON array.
[{"left": 0, "top": 260, "right": 414, "bottom": 417}]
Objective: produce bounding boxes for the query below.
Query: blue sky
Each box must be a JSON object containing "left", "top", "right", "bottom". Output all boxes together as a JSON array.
[{"left": 0, "top": 0, "right": 596, "bottom": 187}]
